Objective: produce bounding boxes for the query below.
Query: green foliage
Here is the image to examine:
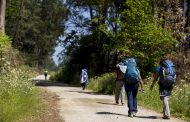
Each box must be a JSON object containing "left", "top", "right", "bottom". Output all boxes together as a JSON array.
[
  {"left": 0, "top": 34, "right": 10, "bottom": 54},
  {"left": 138, "top": 79, "right": 162, "bottom": 111},
  {"left": 0, "top": 63, "right": 40, "bottom": 122},
  {"left": 138, "top": 79, "right": 190, "bottom": 121},
  {"left": 87, "top": 73, "right": 115, "bottom": 94},
  {"left": 6, "top": 0, "right": 68, "bottom": 67},
  {"left": 0, "top": 34, "right": 41, "bottom": 122},
  {"left": 116, "top": 0, "right": 177, "bottom": 76},
  {"left": 56, "top": 0, "right": 177, "bottom": 83},
  {"left": 50, "top": 65, "right": 80, "bottom": 84},
  {"left": 88, "top": 73, "right": 190, "bottom": 121},
  {"left": 170, "top": 83, "right": 190, "bottom": 120}
]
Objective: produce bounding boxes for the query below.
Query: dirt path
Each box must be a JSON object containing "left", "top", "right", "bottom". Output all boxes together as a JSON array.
[{"left": 35, "top": 75, "right": 186, "bottom": 122}]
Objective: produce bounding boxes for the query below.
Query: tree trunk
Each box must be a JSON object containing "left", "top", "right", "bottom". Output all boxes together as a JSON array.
[{"left": 0, "top": 0, "right": 6, "bottom": 34}]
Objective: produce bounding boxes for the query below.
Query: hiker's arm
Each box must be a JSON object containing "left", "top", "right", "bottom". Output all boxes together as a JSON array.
[
  {"left": 139, "top": 74, "right": 144, "bottom": 91},
  {"left": 150, "top": 73, "right": 159, "bottom": 91}
]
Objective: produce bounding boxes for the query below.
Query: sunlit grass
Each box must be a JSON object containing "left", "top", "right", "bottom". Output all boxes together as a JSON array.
[
  {"left": 0, "top": 65, "right": 40, "bottom": 122},
  {"left": 88, "top": 73, "right": 190, "bottom": 121},
  {"left": 87, "top": 73, "right": 115, "bottom": 94},
  {"left": 138, "top": 78, "right": 190, "bottom": 121}
]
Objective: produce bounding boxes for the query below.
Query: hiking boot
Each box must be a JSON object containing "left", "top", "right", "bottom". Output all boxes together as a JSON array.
[
  {"left": 128, "top": 113, "right": 133, "bottom": 118},
  {"left": 132, "top": 112, "right": 137, "bottom": 117},
  {"left": 115, "top": 102, "right": 119, "bottom": 105},
  {"left": 162, "top": 116, "right": 170, "bottom": 120}
]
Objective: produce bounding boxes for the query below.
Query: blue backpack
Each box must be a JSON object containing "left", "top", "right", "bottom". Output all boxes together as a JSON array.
[
  {"left": 124, "top": 58, "right": 139, "bottom": 84},
  {"left": 159, "top": 60, "right": 176, "bottom": 86},
  {"left": 82, "top": 69, "right": 88, "bottom": 83}
]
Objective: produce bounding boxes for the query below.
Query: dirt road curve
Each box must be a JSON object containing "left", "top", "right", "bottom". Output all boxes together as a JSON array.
[{"left": 35, "top": 75, "right": 185, "bottom": 122}]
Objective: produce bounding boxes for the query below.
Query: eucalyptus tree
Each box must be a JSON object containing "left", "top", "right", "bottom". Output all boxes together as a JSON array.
[
  {"left": 6, "top": 0, "right": 68, "bottom": 67},
  {"left": 62, "top": 0, "right": 121, "bottom": 74}
]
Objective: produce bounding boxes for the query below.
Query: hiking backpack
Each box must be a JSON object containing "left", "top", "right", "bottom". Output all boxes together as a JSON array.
[
  {"left": 117, "top": 62, "right": 127, "bottom": 78},
  {"left": 81, "top": 69, "right": 88, "bottom": 83},
  {"left": 124, "top": 58, "right": 139, "bottom": 84},
  {"left": 159, "top": 60, "right": 176, "bottom": 86}
]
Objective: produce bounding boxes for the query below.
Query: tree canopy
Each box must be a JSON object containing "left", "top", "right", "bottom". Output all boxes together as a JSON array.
[
  {"left": 3, "top": 0, "right": 190, "bottom": 82},
  {"left": 6, "top": 0, "right": 68, "bottom": 68}
]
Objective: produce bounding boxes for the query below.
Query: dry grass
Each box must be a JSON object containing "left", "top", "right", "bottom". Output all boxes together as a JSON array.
[{"left": 20, "top": 89, "right": 64, "bottom": 122}]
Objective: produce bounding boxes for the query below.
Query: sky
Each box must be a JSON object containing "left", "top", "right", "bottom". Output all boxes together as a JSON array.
[
  {"left": 52, "top": 44, "right": 63, "bottom": 65},
  {"left": 52, "top": 6, "right": 90, "bottom": 66}
]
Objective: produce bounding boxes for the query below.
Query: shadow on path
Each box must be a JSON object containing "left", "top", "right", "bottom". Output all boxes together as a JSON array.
[
  {"left": 96, "top": 102, "right": 117, "bottom": 106},
  {"left": 66, "top": 90, "right": 101, "bottom": 95},
  {"left": 135, "top": 115, "right": 159, "bottom": 119},
  {"left": 33, "top": 79, "right": 71, "bottom": 87},
  {"left": 96, "top": 111, "right": 159, "bottom": 119},
  {"left": 96, "top": 112, "right": 127, "bottom": 117}
]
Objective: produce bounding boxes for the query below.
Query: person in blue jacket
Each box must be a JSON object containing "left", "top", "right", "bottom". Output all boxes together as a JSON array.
[{"left": 80, "top": 69, "right": 88, "bottom": 90}]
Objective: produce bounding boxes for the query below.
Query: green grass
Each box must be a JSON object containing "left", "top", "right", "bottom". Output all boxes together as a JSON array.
[
  {"left": 87, "top": 73, "right": 115, "bottom": 94},
  {"left": 88, "top": 73, "right": 190, "bottom": 121},
  {"left": 0, "top": 65, "right": 41, "bottom": 122},
  {"left": 0, "top": 33, "right": 45, "bottom": 122},
  {"left": 138, "top": 79, "right": 190, "bottom": 121}
]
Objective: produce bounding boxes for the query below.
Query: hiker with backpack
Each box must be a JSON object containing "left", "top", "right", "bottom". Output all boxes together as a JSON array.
[
  {"left": 115, "top": 62, "right": 126, "bottom": 105},
  {"left": 80, "top": 69, "right": 88, "bottom": 90},
  {"left": 150, "top": 57, "right": 176, "bottom": 120},
  {"left": 123, "top": 57, "right": 144, "bottom": 117}
]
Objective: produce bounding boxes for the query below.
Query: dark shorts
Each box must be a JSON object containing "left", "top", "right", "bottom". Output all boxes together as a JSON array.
[
  {"left": 159, "top": 85, "right": 173, "bottom": 96},
  {"left": 81, "top": 83, "right": 86, "bottom": 86}
]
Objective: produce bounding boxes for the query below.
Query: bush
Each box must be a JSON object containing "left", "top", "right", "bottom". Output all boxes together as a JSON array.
[
  {"left": 50, "top": 68, "right": 80, "bottom": 84},
  {"left": 138, "top": 78, "right": 190, "bottom": 121},
  {"left": 87, "top": 73, "right": 115, "bottom": 94},
  {"left": 0, "top": 64, "right": 40, "bottom": 122},
  {"left": 0, "top": 34, "right": 41, "bottom": 122}
]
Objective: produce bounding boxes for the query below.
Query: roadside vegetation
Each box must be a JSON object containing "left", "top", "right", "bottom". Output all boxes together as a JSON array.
[
  {"left": 87, "top": 73, "right": 190, "bottom": 121},
  {"left": 0, "top": 34, "right": 59, "bottom": 122}
]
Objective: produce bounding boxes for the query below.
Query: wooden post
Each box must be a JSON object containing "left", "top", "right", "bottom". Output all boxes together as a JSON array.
[{"left": 0, "top": 0, "right": 6, "bottom": 34}]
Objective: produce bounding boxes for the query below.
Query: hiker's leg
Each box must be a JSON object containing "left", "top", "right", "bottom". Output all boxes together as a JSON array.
[
  {"left": 117, "top": 81, "right": 124, "bottom": 104},
  {"left": 81, "top": 83, "right": 85, "bottom": 90},
  {"left": 83, "top": 83, "right": 86, "bottom": 90},
  {"left": 44, "top": 74, "right": 47, "bottom": 80},
  {"left": 163, "top": 96, "right": 170, "bottom": 117},
  {"left": 160, "top": 96, "right": 165, "bottom": 116},
  {"left": 132, "top": 83, "right": 139, "bottom": 113},
  {"left": 115, "top": 80, "right": 120, "bottom": 104},
  {"left": 125, "top": 84, "right": 133, "bottom": 114},
  {"left": 120, "top": 84, "right": 125, "bottom": 104},
  {"left": 126, "top": 91, "right": 133, "bottom": 114}
]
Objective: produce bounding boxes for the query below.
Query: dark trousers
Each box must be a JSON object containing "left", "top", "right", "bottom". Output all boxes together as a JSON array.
[
  {"left": 124, "top": 82, "right": 139, "bottom": 114},
  {"left": 81, "top": 83, "right": 86, "bottom": 90}
]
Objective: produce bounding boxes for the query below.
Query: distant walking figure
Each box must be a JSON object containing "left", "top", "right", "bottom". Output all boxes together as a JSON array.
[
  {"left": 150, "top": 56, "right": 176, "bottom": 120},
  {"left": 80, "top": 69, "right": 88, "bottom": 90},
  {"left": 44, "top": 71, "right": 48, "bottom": 80}
]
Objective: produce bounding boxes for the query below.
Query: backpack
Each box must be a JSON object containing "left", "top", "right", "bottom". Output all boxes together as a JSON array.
[
  {"left": 81, "top": 69, "right": 88, "bottom": 83},
  {"left": 159, "top": 60, "right": 176, "bottom": 86},
  {"left": 116, "top": 62, "right": 127, "bottom": 79},
  {"left": 124, "top": 58, "right": 139, "bottom": 84}
]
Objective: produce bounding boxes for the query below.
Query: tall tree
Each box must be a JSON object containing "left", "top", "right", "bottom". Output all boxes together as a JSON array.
[
  {"left": 0, "top": 0, "right": 6, "bottom": 33},
  {"left": 6, "top": 0, "right": 68, "bottom": 67}
]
